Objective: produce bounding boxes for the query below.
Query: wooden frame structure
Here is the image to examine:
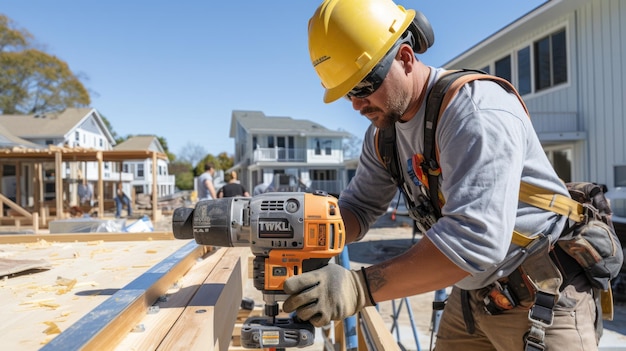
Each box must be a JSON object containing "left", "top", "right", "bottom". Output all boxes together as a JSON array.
[{"left": 0, "top": 146, "right": 168, "bottom": 228}]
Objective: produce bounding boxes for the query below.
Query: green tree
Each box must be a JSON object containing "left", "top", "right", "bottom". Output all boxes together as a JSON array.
[
  {"left": 195, "top": 152, "right": 234, "bottom": 175},
  {"left": 169, "top": 161, "right": 194, "bottom": 190},
  {"left": 0, "top": 14, "right": 89, "bottom": 114}
]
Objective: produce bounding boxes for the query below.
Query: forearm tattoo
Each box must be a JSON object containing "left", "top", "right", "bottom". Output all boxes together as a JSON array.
[{"left": 366, "top": 262, "right": 388, "bottom": 293}]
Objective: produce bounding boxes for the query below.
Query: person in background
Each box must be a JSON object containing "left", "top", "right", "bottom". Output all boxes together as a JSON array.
[
  {"left": 114, "top": 183, "right": 132, "bottom": 218},
  {"left": 217, "top": 171, "right": 250, "bottom": 198},
  {"left": 77, "top": 177, "right": 93, "bottom": 206},
  {"left": 197, "top": 162, "right": 217, "bottom": 201}
]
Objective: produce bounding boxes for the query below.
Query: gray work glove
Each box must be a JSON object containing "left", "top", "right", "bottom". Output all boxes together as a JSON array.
[{"left": 282, "top": 264, "right": 374, "bottom": 327}]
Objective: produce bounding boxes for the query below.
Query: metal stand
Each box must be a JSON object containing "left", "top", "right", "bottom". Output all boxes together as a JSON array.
[
  {"left": 429, "top": 288, "right": 448, "bottom": 351},
  {"left": 389, "top": 297, "right": 421, "bottom": 351}
]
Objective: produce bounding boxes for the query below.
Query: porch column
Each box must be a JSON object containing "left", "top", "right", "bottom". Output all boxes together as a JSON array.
[
  {"left": 152, "top": 152, "right": 158, "bottom": 222},
  {"left": 97, "top": 151, "right": 104, "bottom": 218}
]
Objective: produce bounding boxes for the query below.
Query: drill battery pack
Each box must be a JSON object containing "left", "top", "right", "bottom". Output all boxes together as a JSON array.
[{"left": 240, "top": 316, "right": 315, "bottom": 349}]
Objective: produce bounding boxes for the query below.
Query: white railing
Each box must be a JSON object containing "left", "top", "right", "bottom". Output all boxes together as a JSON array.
[{"left": 253, "top": 148, "right": 307, "bottom": 162}]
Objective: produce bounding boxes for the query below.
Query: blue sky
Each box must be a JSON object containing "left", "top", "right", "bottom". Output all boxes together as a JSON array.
[{"left": 2, "top": 0, "right": 545, "bottom": 158}]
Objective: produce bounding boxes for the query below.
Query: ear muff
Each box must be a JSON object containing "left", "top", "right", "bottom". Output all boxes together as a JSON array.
[{"left": 408, "top": 11, "right": 435, "bottom": 54}]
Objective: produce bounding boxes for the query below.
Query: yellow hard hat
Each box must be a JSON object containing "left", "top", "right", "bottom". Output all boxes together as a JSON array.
[{"left": 308, "top": 0, "right": 433, "bottom": 103}]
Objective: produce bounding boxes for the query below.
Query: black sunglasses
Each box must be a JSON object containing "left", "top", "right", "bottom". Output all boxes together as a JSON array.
[{"left": 345, "top": 32, "right": 413, "bottom": 100}]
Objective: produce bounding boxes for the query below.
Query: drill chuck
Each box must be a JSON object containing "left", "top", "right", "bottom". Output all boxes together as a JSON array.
[{"left": 171, "top": 197, "right": 251, "bottom": 247}]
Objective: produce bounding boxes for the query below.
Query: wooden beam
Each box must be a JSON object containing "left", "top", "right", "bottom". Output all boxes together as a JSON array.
[
  {"left": 152, "top": 151, "right": 158, "bottom": 222},
  {"left": 35, "top": 162, "right": 43, "bottom": 215},
  {"left": 358, "top": 306, "right": 402, "bottom": 351},
  {"left": 157, "top": 247, "right": 247, "bottom": 351},
  {"left": 97, "top": 151, "right": 104, "bottom": 218},
  {"left": 113, "top": 248, "right": 230, "bottom": 351},
  {"left": 16, "top": 160, "right": 21, "bottom": 206},
  {"left": 55, "top": 150, "right": 63, "bottom": 218},
  {"left": 0, "top": 193, "right": 32, "bottom": 218},
  {"left": 39, "top": 240, "right": 208, "bottom": 351},
  {"left": 0, "top": 231, "right": 175, "bottom": 244}
]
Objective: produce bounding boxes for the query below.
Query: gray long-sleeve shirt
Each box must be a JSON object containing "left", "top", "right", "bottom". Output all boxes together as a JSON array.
[{"left": 339, "top": 67, "right": 568, "bottom": 290}]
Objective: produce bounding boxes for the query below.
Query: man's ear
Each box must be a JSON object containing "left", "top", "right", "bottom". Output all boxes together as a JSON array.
[{"left": 398, "top": 45, "right": 414, "bottom": 73}]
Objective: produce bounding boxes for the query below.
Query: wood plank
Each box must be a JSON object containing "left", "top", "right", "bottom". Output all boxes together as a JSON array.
[
  {"left": 0, "top": 231, "right": 175, "bottom": 244},
  {"left": 157, "top": 247, "right": 248, "bottom": 351},
  {"left": 113, "top": 248, "right": 229, "bottom": 351},
  {"left": 359, "top": 306, "right": 401, "bottom": 351},
  {"left": 0, "top": 193, "right": 33, "bottom": 218},
  {"left": 39, "top": 240, "right": 207, "bottom": 351}
]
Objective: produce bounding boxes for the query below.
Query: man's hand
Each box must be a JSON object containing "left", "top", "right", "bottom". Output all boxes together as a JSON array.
[{"left": 282, "top": 264, "right": 374, "bottom": 327}]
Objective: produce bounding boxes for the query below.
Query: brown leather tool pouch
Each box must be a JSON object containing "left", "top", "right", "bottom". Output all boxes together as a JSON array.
[{"left": 519, "top": 234, "right": 563, "bottom": 304}]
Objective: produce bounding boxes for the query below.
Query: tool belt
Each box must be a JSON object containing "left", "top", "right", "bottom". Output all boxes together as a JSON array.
[
  {"left": 479, "top": 242, "right": 585, "bottom": 316},
  {"left": 461, "top": 233, "right": 599, "bottom": 351}
]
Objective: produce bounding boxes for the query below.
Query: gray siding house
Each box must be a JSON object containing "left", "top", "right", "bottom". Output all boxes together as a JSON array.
[
  {"left": 229, "top": 110, "right": 349, "bottom": 195},
  {"left": 443, "top": 0, "right": 626, "bottom": 220}
]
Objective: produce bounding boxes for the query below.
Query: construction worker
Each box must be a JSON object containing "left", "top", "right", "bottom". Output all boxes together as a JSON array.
[
  {"left": 197, "top": 162, "right": 217, "bottom": 201},
  {"left": 282, "top": 0, "right": 599, "bottom": 350}
]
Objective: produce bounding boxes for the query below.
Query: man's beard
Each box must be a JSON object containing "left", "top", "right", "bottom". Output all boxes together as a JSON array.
[{"left": 362, "top": 88, "right": 408, "bottom": 129}]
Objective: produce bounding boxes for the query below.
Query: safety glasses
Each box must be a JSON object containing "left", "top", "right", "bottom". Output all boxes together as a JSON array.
[
  {"left": 345, "top": 46, "right": 398, "bottom": 100},
  {"left": 345, "top": 31, "right": 413, "bottom": 100}
]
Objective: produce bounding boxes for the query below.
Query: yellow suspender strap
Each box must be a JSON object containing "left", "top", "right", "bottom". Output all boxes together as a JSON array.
[
  {"left": 512, "top": 230, "right": 535, "bottom": 247},
  {"left": 512, "top": 182, "right": 584, "bottom": 247},
  {"left": 519, "top": 182, "right": 584, "bottom": 222}
]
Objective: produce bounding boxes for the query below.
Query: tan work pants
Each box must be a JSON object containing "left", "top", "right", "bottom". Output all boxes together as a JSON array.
[{"left": 434, "top": 274, "right": 598, "bottom": 351}]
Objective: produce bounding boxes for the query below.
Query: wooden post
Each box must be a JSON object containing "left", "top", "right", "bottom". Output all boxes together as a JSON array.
[
  {"left": 35, "top": 163, "right": 43, "bottom": 215},
  {"left": 152, "top": 152, "right": 158, "bottom": 222},
  {"left": 32, "top": 212, "right": 39, "bottom": 233},
  {"left": 97, "top": 151, "right": 104, "bottom": 218},
  {"left": 15, "top": 161, "right": 21, "bottom": 207},
  {"left": 55, "top": 151, "right": 63, "bottom": 218}
]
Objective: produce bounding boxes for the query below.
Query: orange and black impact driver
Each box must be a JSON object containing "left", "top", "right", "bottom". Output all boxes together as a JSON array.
[{"left": 172, "top": 190, "right": 345, "bottom": 349}]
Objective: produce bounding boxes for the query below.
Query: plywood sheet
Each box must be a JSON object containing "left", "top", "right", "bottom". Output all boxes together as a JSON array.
[{"left": 0, "top": 238, "right": 192, "bottom": 350}]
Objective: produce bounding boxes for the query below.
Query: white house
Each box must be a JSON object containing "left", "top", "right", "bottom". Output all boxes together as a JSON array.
[
  {"left": 229, "top": 110, "right": 350, "bottom": 195},
  {"left": 0, "top": 107, "right": 129, "bottom": 204},
  {"left": 442, "top": 0, "right": 626, "bottom": 220},
  {"left": 114, "top": 135, "right": 176, "bottom": 198}
]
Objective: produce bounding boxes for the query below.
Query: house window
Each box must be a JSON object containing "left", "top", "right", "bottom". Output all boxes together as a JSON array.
[
  {"left": 517, "top": 46, "right": 531, "bottom": 95},
  {"left": 479, "top": 65, "right": 490, "bottom": 74},
  {"left": 324, "top": 140, "right": 332, "bottom": 155},
  {"left": 123, "top": 164, "right": 129, "bottom": 173},
  {"left": 267, "top": 136, "right": 275, "bottom": 148},
  {"left": 534, "top": 29, "right": 567, "bottom": 91},
  {"left": 315, "top": 140, "right": 321, "bottom": 155},
  {"left": 75, "top": 131, "right": 80, "bottom": 141},
  {"left": 495, "top": 55, "right": 511, "bottom": 83},
  {"left": 545, "top": 146, "right": 572, "bottom": 183},
  {"left": 99, "top": 138, "right": 103, "bottom": 147},
  {"left": 614, "top": 166, "right": 626, "bottom": 188},
  {"left": 137, "top": 164, "right": 144, "bottom": 177}
]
